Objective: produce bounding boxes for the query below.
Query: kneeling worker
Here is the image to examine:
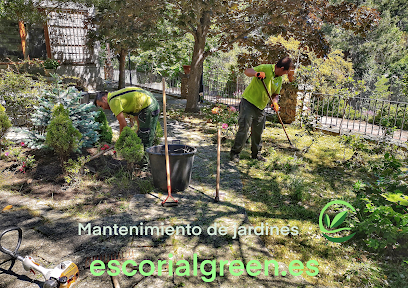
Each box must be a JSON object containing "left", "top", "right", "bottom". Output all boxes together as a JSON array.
[{"left": 94, "top": 87, "right": 160, "bottom": 148}]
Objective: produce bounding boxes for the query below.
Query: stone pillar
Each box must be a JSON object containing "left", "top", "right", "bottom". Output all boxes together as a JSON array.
[{"left": 279, "top": 82, "right": 298, "bottom": 124}]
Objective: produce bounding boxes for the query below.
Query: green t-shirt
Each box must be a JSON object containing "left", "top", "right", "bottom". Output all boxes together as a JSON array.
[
  {"left": 108, "top": 87, "right": 152, "bottom": 117},
  {"left": 242, "top": 64, "right": 283, "bottom": 110}
]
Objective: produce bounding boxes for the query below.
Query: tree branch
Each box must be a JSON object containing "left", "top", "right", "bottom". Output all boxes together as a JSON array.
[{"left": 203, "top": 22, "right": 259, "bottom": 58}]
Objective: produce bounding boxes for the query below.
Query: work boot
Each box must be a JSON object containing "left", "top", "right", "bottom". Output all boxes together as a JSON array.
[
  {"left": 252, "top": 155, "right": 267, "bottom": 162},
  {"left": 230, "top": 152, "right": 240, "bottom": 163}
]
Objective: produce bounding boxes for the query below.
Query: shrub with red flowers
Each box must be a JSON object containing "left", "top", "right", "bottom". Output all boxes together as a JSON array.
[
  {"left": 100, "top": 144, "right": 111, "bottom": 151},
  {"left": 2, "top": 145, "right": 36, "bottom": 173},
  {"left": 202, "top": 103, "right": 239, "bottom": 141},
  {"left": 202, "top": 103, "right": 238, "bottom": 127},
  {"left": 17, "top": 155, "right": 36, "bottom": 173}
]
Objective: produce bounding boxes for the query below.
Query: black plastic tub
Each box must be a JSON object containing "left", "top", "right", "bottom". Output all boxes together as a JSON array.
[{"left": 146, "top": 144, "right": 196, "bottom": 192}]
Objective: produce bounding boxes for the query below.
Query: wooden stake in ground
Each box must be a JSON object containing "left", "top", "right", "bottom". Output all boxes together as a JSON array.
[
  {"left": 214, "top": 128, "right": 221, "bottom": 202},
  {"left": 111, "top": 273, "right": 121, "bottom": 288}
]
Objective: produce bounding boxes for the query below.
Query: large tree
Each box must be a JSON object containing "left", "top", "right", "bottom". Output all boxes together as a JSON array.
[
  {"left": 325, "top": 1, "right": 408, "bottom": 100},
  {"left": 165, "top": 0, "right": 380, "bottom": 112},
  {"left": 0, "top": 0, "right": 48, "bottom": 59},
  {"left": 0, "top": 0, "right": 46, "bottom": 22},
  {"left": 88, "top": 0, "right": 162, "bottom": 89}
]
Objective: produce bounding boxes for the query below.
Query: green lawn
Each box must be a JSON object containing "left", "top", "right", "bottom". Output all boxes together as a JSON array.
[
  {"left": 234, "top": 121, "right": 407, "bottom": 287},
  {"left": 166, "top": 105, "right": 407, "bottom": 287},
  {"left": 167, "top": 106, "right": 407, "bottom": 287}
]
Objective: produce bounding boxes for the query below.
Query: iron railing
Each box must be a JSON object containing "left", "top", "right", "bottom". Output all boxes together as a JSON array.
[
  {"left": 110, "top": 70, "right": 181, "bottom": 95},
  {"left": 202, "top": 78, "right": 246, "bottom": 107},
  {"left": 108, "top": 69, "right": 408, "bottom": 145},
  {"left": 307, "top": 93, "right": 408, "bottom": 145}
]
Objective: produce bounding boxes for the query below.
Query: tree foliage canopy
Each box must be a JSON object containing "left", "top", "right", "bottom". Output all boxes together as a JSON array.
[{"left": 162, "top": 0, "right": 380, "bottom": 111}]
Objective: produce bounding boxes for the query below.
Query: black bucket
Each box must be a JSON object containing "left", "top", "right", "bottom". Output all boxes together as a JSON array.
[{"left": 146, "top": 144, "right": 196, "bottom": 192}]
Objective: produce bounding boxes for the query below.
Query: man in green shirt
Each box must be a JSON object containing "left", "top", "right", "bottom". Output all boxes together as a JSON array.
[
  {"left": 230, "top": 56, "right": 295, "bottom": 162},
  {"left": 94, "top": 87, "right": 160, "bottom": 148}
]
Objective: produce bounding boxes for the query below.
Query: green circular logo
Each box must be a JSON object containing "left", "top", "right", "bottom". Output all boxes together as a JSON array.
[{"left": 319, "top": 200, "right": 356, "bottom": 243}]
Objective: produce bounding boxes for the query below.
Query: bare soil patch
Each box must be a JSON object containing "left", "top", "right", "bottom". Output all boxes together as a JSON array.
[{"left": 0, "top": 147, "right": 150, "bottom": 217}]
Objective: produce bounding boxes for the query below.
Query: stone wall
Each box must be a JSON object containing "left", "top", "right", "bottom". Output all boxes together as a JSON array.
[
  {"left": 279, "top": 82, "right": 299, "bottom": 124},
  {"left": 57, "top": 65, "right": 104, "bottom": 92}
]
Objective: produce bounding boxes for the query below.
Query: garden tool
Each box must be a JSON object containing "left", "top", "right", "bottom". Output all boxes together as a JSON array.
[
  {"left": 161, "top": 78, "right": 178, "bottom": 207},
  {"left": 260, "top": 78, "right": 294, "bottom": 147},
  {"left": 0, "top": 226, "right": 79, "bottom": 288}
]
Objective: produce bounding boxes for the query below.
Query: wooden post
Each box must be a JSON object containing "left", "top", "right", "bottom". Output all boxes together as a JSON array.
[
  {"left": 18, "top": 21, "right": 28, "bottom": 59},
  {"left": 43, "top": 22, "right": 52, "bottom": 59},
  {"left": 215, "top": 128, "right": 220, "bottom": 202}
]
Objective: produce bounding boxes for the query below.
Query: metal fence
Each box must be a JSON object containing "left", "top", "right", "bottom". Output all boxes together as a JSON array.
[
  {"left": 202, "top": 72, "right": 251, "bottom": 107},
  {"left": 202, "top": 78, "right": 246, "bottom": 107},
  {"left": 307, "top": 93, "right": 408, "bottom": 145},
  {"left": 111, "top": 69, "right": 248, "bottom": 107},
  {"left": 47, "top": 8, "right": 94, "bottom": 64},
  {"left": 111, "top": 70, "right": 181, "bottom": 95},
  {"left": 109, "top": 69, "right": 408, "bottom": 145}
]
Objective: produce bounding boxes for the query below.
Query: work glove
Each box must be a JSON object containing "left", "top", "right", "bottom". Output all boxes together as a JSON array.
[
  {"left": 272, "top": 102, "right": 280, "bottom": 112},
  {"left": 255, "top": 72, "right": 265, "bottom": 80},
  {"left": 272, "top": 95, "right": 280, "bottom": 112}
]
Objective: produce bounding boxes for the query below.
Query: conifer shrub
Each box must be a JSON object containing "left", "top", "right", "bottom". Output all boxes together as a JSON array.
[
  {"left": 24, "top": 87, "right": 99, "bottom": 149},
  {"left": 115, "top": 126, "right": 144, "bottom": 165},
  {"left": 45, "top": 104, "right": 82, "bottom": 165},
  {"left": 94, "top": 108, "right": 113, "bottom": 143}
]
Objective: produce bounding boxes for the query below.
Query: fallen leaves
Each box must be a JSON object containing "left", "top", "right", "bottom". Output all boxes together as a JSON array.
[{"left": 2, "top": 205, "right": 13, "bottom": 213}]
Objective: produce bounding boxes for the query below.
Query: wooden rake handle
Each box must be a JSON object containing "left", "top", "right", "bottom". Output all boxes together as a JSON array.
[{"left": 259, "top": 78, "right": 293, "bottom": 147}]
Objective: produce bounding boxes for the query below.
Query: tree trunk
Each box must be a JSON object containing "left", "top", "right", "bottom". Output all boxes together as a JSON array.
[
  {"left": 105, "top": 43, "right": 114, "bottom": 80},
  {"left": 185, "top": 12, "right": 210, "bottom": 113},
  {"left": 118, "top": 48, "right": 127, "bottom": 89},
  {"left": 18, "top": 21, "right": 28, "bottom": 60}
]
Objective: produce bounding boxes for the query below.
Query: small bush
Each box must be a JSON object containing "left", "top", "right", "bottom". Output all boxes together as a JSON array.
[
  {"left": 154, "top": 121, "right": 163, "bottom": 145},
  {"left": 352, "top": 153, "right": 408, "bottom": 252},
  {"left": 94, "top": 109, "right": 113, "bottom": 143},
  {"left": 115, "top": 126, "right": 144, "bottom": 165},
  {"left": 0, "top": 110, "right": 12, "bottom": 140},
  {"left": 0, "top": 70, "right": 50, "bottom": 126},
  {"left": 45, "top": 104, "right": 82, "bottom": 164},
  {"left": 64, "top": 156, "right": 90, "bottom": 186},
  {"left": 42, "top": 58, "right": 60, "bottom": 69},
  {"left": 202, "top": 103, "right": 238, "bottom": 127}
]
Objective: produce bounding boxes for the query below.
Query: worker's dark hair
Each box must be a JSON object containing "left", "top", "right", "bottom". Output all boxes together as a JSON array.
[
  {"left": 94, "top": 91, "right": 108, "bottom": 106},
  {"left": 276, "top": 56, "right": 293, "bottom": 71}
]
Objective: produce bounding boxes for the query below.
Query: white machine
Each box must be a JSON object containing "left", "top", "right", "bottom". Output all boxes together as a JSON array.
[{"left": 0, "top": 227, "right": 79, "bottom": 288}]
